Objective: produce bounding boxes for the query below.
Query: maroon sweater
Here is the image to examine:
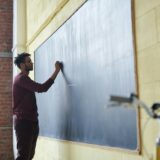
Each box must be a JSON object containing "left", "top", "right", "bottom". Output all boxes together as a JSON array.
[{"left": 12, "top": 73, "right": 54, "bottom": 121}]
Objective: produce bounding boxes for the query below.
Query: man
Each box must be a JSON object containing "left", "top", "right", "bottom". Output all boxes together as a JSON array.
[{"left": 12, "top": 52, "right": 61, "bottom": 160}]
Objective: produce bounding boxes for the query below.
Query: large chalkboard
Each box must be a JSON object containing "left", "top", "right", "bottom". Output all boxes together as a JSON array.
[{"left": 35, "top": 0, "right": 139, "bottom": 150}]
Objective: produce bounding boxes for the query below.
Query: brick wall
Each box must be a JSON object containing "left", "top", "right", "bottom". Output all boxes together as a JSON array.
[
  {"left": 0, "top": 0, "right": 13, "bottom": 159},
  {"left": 0, "top": 0, "right": 13, "bottom": 52}
]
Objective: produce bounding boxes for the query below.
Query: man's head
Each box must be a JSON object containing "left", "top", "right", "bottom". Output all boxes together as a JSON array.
[{"left": 14, "top": 53, "right": 33, "bottom": 71}]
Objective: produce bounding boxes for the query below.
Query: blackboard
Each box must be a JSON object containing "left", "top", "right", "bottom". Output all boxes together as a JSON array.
[{"left": 35, "top": 0, "right": 139, "bottom": 150}]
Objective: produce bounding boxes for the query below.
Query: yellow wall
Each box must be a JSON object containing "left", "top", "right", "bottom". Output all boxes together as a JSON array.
[
  {"left": 135, "top": 0, "right": 160, "bottom": 158},
  {"left": 24, "top": 0, "right": 160, "bottom": 160}
]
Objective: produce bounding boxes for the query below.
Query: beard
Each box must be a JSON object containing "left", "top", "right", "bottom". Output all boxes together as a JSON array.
[
  {"left": 25, "top": 65, "right": 33, "bottom": 71},
  {"left": 26, "top": 68, "right": 33, "bottom": 71}
]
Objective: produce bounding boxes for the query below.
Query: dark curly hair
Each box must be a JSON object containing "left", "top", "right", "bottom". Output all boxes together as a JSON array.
[{"left": 14, "top": 52, "right": 31, "bottom": 69}]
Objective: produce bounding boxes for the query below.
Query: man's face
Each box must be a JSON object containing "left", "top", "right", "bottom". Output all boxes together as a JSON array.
[{"left": 23, "top": 56, "right": 33, "bottom": 71}]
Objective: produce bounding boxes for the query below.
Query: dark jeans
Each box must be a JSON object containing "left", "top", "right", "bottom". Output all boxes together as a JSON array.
[{"left": 14, "top": 119, "right": 39, "bottom": 160}]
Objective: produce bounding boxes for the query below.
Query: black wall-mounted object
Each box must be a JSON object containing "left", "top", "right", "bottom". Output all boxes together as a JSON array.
[{"left": 35, "top": 0, "right": 139, "bottom": 150}]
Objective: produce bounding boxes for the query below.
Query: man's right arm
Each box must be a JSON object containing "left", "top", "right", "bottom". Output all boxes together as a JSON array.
[{"left": 17, "top": 61, "right": 61, "bottom": 93}]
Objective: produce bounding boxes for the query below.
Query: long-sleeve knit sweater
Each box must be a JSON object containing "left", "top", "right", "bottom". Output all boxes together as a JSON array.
[{"left": 12, "top": 73, "right": 54, "bottom": 121}]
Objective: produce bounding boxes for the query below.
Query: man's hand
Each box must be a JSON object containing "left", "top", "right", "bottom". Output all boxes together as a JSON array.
[
  {"left": 50, "top": 61, "right": 62, "bottom": 81},
  {"left": 55, "top": 61, "right": 61, "bottom": 72}
]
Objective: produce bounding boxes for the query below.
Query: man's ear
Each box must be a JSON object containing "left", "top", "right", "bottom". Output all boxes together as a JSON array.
[{"left": 20, "top": 63, "right": 24, "bottom": 69}]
